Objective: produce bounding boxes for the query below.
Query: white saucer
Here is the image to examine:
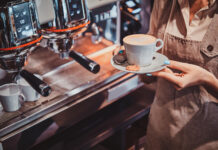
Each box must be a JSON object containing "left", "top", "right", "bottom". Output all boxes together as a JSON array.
[{"left": 111, "top": 53, "right": 169, "bottom": 74}]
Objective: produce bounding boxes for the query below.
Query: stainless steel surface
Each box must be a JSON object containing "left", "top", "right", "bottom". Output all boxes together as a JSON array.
[
  {"left": 0, "top": 34, "right": 138, "bottom": 141},
  {"left": 87, "top": 0, "right": 120, "bottom": 10},
  {"left": 0, "top": 1, "right": 40, "bottom": 48},
  {"left": 39, "top": 0, "right": 89, "bottom": 32},
  {"left": 107, "top": 75, "right": 141, "bottom": 102},
  {"left": 37, "top": 0, "right": 90, "bottom": 58},
  {"left": 0, "top": 1, "right": 52, "bottom": 99},
  {"left": 0, "top": 1, "right": 41, "bottom": 72},
  {"left": 34, "top": 0, "right": 55, "bottom": 24},
  {"left": 87, "top": 1, "right": 120, "bottom": 44},
  {"left": 0, "top": 0, "right": 129, "bottom": 146},
  {"left": 0, "top": 51, "right": 27, "bottom": 73}
]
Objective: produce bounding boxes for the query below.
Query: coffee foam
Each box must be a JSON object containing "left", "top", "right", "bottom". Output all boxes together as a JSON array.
[{"left": 123, "top": 34, "right": 156, "bottom": 45}]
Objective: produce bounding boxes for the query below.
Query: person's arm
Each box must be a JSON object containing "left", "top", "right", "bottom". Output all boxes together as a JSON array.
[{"left": 150, "top": 60, "right": 218, "bottom": 99}]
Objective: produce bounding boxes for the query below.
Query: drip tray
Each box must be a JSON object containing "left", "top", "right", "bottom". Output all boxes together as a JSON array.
[{"left": 0, "top": 37, "right": 128, "bottom": 139}]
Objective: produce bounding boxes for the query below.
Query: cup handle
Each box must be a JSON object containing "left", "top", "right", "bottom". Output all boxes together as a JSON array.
[
  {"left": 36, "top": 92, "right": 40, "bottom": 100},
  {"left": 155, "top": 39, "right": 164, "bottom": 52},
  {"left": 19, "top": 93, "right": 26, "bottom": 103}
]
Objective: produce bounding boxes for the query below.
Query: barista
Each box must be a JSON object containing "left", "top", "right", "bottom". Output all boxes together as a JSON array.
[{"left": 144, "top": 0, "right": 218, "bottom": 149}]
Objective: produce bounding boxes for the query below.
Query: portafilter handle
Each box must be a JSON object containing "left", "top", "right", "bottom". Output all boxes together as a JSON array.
[
  {"left": 20, "top": 70, "right": 51, "bottom": 97},
  {"left": 69, "top": 51, "right": 100, "bottom": 74}
]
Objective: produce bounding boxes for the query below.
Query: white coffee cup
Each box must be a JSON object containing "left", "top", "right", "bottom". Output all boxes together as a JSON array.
[
  {"left": 17, "top": 76, "right": 41, "bottom": 102},
  {"left": 0, "top": 83, "right": 23, "bottom": 112},
  {"left": 123, "top": 34, "right": 164, "bottom": 67}
]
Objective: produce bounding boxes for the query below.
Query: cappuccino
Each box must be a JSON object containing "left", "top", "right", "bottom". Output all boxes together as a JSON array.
[
  {"left": 123, "top": 34, "right": 164, "bottom": 66},
  {"left": 123, "top": 34, "right": 156, "bottom": 45}
]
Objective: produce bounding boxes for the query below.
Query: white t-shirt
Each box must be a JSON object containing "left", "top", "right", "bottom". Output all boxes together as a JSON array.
[{"left": 150, "top": 0, "right": 217, "bottom": 41}]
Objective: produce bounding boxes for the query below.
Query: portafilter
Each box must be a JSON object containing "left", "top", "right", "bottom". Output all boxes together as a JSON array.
[
  {"left": 0, "top": 0, "right": 51, "bottom": 97},
  {"left": 35, "top": 0, "right": 100, "bottom": 74}
]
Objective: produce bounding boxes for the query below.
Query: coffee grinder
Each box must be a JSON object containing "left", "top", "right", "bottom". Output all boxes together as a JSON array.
[{"left": 0, "top": 0, "right": 51, "bottom": 96}]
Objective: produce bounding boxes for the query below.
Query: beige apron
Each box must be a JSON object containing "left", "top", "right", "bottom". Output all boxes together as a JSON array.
[{"left": 145, "top": 1, "right": 218, "bottom": 150}]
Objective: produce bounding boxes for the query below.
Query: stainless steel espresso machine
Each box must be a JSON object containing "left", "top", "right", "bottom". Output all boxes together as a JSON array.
[
  {"left": 0, "top": 1, "right": 152, "bottom": 150},
  {"left": 0, "top": 0, "right": 51, "bottom": 96},
  {"left": 35, "top": 0, "right": 100, "bottom": 74}
]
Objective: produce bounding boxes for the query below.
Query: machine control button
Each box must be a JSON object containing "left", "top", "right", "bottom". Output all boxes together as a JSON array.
[
  {"left": 71, "top": 12, "right": 75, "bottom": 16},
  {"left": 25, "top": 25, "right": 30, "bottom": 30},
  {"left": 22, "top": 11, "right": 27, "bottom": 16},
  {"left": 76, "top": 9, "right": 81, "bottom": 14},
  {"left": 15, "top": 13, "right": 19, "bottom": 18},
  {"left": 20, "top": 19, "right": 25, "bottom": 25},
  {"left": 17, "top": 28, "right": 22, "bottom": 33},
  {"left": 73, "top": 4, "right": 77, "bottom": 9}
]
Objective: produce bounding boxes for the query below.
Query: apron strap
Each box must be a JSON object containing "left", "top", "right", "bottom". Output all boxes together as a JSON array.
[{"left": 154, "top": 1, "right": 174, "bottom": 39}]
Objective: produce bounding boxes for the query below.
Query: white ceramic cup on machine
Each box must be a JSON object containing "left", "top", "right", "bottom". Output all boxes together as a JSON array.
[
  {"left": 16, "top": 75, "right": 41, "bottom": 102},
  {"left": 123, "top": 34, "right": 164, "bottom": 67},
  {"left": 0, "top": 83, "right": 23, "bottom": 112}
]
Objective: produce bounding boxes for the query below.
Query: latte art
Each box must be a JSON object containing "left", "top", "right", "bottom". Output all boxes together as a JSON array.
[{"left": 123, "top": 34, "right": 156, "bottom": 45}]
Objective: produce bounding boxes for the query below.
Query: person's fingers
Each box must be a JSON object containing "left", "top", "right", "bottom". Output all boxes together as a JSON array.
[
  {"left": 152, "top": 71, "right": 185, "bottom": 88},
  {"left": 167, "top": 60, "right": 191, "bottom": 72},
  {"left": 174, "top": 84, "right": 183, "bottom": 91},
  {"left": 174, "top": 72, "right": 185, "bottom": 77},
  {"left": 164, "top": 67, "right": 174, "bottom": 74},
  {"left": 151, "top": 67, "right": 173, "bottom": 76}
]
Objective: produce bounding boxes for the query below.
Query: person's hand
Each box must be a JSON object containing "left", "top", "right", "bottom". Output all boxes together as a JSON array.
[{"left": 147, "top": 60, "right": 216, "bottom": 91}]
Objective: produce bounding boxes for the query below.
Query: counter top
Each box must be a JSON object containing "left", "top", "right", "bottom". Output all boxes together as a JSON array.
[{"left": 0, "top": 35, "right": 138, "bottom": 142}]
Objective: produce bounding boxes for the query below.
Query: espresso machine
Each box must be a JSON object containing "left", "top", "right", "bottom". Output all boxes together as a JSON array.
[
  {"left": 0, "top": 1, "right": 152, "bottom": 150},
  {"left": 0, "top": 0, "right": 51, "bottom": 96},
  {"left": 35, "top": 0, "right": 100, "bottom": 74}
]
